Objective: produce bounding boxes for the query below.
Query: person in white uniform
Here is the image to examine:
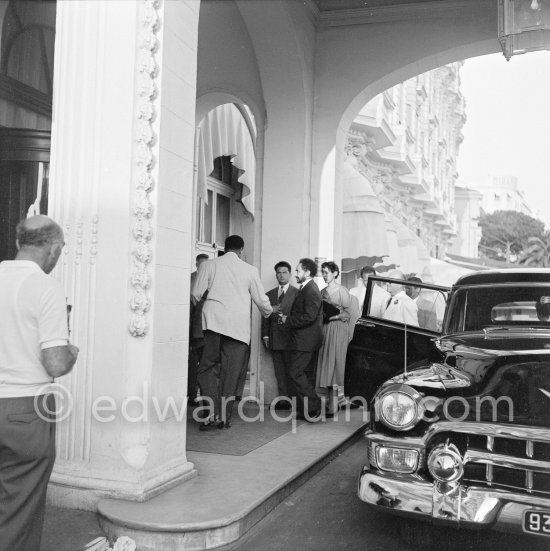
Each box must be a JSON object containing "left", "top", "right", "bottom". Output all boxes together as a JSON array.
[{"left": 383, "top": 269, "right": 419, "bottom": 326}]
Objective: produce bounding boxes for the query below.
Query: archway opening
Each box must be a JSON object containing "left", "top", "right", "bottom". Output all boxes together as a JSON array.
[
  {"left": 333, "top": 46, "right": 550, "bottom": 291},
  {"left": 188, "top": 100, "right": 263, "bottom": 438}
]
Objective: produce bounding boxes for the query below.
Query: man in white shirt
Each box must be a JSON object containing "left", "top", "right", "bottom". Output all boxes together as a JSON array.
[
  {"left": 383, "top": 270, "right": 419, "bottom": 326},
  {"left": 408, "top": 275, "right": 446, "bottom": 332},
  {"left": 192, "top": 235, "right": 272, "bottom": 428},
  {"left": 0, "top": 215, "right": 78, "bottom": 551},
  {"left": 188, "top": 253, "right": 209, "bottom": 404},
  {"left": 350, "top": 265, "right": 390, "bottom": 318}
]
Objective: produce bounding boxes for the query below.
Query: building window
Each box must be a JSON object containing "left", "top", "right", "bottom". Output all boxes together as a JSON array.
[
  {"left": 195, "top": 156, "right": 238, "bottom": 252},
  {"left": 0, "top": 0, "right": 56, "bottom": 122}
]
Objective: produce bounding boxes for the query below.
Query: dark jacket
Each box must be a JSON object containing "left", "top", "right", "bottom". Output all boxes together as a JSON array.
[
  {"left": 287, "top": 279, "right": 323, "bottom": 352},
  {"left": 261, "top": 285, "right": 299, "bottom": 350}
]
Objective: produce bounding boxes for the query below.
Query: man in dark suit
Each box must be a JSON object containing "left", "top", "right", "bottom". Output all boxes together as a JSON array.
[
  {"left": 261, "top": 261, "right": 299, "bottom": 409},
  {"left": 280, "top": 257, "right": 323, "bottom": 421},
  {"left": 188, "top": 254, "right": 209, "bottom": 404}
]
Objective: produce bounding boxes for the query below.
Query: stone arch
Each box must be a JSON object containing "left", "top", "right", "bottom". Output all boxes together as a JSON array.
[
  {"left": 312, "top": 38, "right": 501, "bottom": 263},
  {"left": 339, "top": 40, "right": 500, "bottom": 149},
  {"left": 196, "top": 91, "right": 261, "bottom": 141}
]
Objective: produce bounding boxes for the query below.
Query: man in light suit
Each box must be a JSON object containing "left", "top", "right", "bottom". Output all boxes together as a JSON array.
[
  {"left": 280, "top": 258, "right": 323, "bottom": 421},
  {"left": 261, "top": 261, "right": 299, "bottom": 409},
  {"left": 192, "top": 235, "right": 272, "bottom": 429}
]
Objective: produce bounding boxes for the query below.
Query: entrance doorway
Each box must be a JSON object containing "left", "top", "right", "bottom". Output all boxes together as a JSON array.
[
  {"left": 0, "top": 128, "right": 50, "bottom": 261},
  {"left": 0, "top": 0, "right": 56, "bottom": 261}
]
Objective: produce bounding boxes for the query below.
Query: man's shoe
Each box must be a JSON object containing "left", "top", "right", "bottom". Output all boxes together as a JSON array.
[
  {"left": 305, "top": 409, "right": 322, "bottom": 423},
  {"left": 217, "top": 420, "right": 231, "bottom": 429},
  {"left": 199, "top": 416, "right": 218, "bottom": 431},
  {"left": 199, "top": 421, "right": 214, "bottom": 431}
]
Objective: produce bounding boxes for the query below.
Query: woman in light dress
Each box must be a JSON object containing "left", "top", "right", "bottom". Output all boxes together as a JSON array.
[{"left": 315, "top": 261, "right": 359, "bottom": 416}]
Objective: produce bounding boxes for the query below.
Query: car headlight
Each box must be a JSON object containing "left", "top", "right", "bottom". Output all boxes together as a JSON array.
[{"left": 376, "top": 385, "right": 423, "bottom": 431}]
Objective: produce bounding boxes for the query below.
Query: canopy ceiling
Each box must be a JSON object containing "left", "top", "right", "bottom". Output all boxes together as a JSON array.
[{"left": 314, "top": 0, "right": 438, "bottom": 10}]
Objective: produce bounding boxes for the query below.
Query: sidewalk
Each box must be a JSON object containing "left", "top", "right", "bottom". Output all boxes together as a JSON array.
[{"left": 42, "top": 408, "right": 367, "bottom": 551}]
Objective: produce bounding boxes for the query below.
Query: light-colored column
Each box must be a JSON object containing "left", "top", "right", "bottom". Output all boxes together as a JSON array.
[{"left": 47, "top": 0, "right": 198, "bottom": 510}]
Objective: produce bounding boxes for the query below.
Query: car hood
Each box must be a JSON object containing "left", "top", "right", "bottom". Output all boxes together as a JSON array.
[{"left": 386, "top": 332, "right": 550, "bottom": 427}]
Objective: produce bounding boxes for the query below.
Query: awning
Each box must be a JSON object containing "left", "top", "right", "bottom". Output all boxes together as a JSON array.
[
  {"left": 341, "top": 161, "right": 388, "bottom": 259},
  {"left": 389, "top": 214, "right": 430, "bottom": 275},
  {"left": 196, "top": 103, "right": 255, "bottom": 215},
  {"left": 422, "top": 258, "right": 473, "bottom": 287}
]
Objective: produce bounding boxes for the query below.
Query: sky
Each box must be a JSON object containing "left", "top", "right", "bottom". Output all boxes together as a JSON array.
[{"left": 456, "top": 50, "right": 550, "bottom": 227}]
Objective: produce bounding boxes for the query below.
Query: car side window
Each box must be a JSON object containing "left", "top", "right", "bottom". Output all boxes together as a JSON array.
[
  {"left": 364, "top": 276, "right": 449, "bottom": 333},
  {"left": 449, "top": 286, "right": 550, "bottom": 331},
  {"left": 446, "top": 289, "right": 466, "bottom": 333}
]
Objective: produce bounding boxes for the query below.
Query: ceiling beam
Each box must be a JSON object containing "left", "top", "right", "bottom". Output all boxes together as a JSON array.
[{"left": 318, "top": 0, "right": 494, "bottom": 28}]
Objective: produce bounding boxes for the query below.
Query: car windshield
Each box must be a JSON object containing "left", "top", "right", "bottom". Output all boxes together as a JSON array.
[{"left": 447, "top": 285, "right": 550, "bottom": 333}]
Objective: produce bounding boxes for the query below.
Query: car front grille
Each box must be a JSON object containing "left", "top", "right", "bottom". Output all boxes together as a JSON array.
[{"left": 462, "top": 433, "right": 550, "bottom": 497}]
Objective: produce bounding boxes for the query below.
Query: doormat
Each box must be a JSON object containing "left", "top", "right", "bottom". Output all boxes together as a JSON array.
[{"left": 186, "top": 403, "right": 305, "bottom": 456}]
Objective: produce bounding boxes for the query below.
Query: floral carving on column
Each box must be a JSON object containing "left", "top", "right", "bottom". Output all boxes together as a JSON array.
[{"left": 129, "top": 0, "right": 160, "bottom": 337}]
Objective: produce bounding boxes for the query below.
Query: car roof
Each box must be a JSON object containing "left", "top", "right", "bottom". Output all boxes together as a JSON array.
[{"left": 454, "top": 268, "right": 550, "bottom": 287}]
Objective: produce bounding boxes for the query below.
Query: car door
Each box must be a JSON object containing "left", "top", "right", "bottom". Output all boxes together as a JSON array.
[{"left": 344, "top": 275, "right": 450, "bottom": 403}]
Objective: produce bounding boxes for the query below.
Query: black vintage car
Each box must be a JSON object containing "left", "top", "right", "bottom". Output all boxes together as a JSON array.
[{"left": 345, "top": 270, "right": 550, "bottom": 544}]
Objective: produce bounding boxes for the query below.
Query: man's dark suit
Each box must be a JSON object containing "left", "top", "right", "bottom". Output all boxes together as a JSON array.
[
  {"left": 286, "top": 279, "right": 323, "bottom": 415},
  {"left": 261, "top": 285, "right": 299, "bottom": 398}
]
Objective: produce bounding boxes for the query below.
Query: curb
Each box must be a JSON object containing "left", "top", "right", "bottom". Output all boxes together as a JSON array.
[{"left": 97, "top": 423, "right": 366, "bottom": 550}]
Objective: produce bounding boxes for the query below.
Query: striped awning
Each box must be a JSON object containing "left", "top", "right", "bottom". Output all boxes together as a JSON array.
[{"left": 196, "top": 103, "right": 256, "bottom": 215}]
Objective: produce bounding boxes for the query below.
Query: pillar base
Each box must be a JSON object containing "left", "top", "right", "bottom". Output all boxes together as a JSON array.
[{"left": 47, "top": 459, "right": 197, "bottom": 511}]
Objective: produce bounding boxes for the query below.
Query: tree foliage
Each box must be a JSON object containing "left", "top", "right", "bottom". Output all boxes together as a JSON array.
[
  {"left": 519, "top": 234, "right": 550, "bottom": 267},
  {"left": 478, "top": 210, "right": 546, "bottom": 262}
]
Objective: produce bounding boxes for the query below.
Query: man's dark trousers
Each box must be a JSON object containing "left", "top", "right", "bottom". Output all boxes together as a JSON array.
[
  {"left": 286, "top": 279, "right": 323, "bottom": 417},
  {"left": 0, "top": 394, "right": 56, "bottom": 551},
  {"left": 197, "top": 330, "right": 249, "bottom": 421},
  {"left": 271, "top": 350, "right": 290, "bottom": 397},
  {"left": 287, "top": 350, "right": 320, "bottom": 415}
]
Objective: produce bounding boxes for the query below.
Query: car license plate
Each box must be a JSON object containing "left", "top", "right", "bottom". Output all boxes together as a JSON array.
[{"left": 523, "top": 510, "right": 550, "bottom": 537}]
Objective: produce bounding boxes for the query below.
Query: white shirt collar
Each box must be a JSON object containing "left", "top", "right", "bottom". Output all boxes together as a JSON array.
[
  {"left": 393, "top": 290, "right": 408, "bottom": 300},
  {"left": 0, "top": 260, "right": 43, "bottom": 272}
]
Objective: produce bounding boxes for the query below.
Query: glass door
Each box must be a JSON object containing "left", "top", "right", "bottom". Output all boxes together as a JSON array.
[{"left": 0, "top": 128, "right": 50, "bottom": 261}]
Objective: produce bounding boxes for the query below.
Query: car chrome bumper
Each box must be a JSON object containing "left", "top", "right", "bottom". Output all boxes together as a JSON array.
[{"left": 358, "top": 467, "right": 550, "bottom": 534}]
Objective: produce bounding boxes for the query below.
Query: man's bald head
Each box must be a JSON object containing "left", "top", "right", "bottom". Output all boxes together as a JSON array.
[
  {"left": 15, "top": 216, "right": 65, "bottom": 273},
  {"left": 387, "top": 269, "right": 406, "bottom": 297},
  {"left": 16, "top": 215, "right": 64, "bottom": 249}
]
